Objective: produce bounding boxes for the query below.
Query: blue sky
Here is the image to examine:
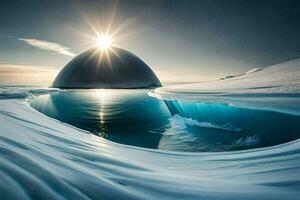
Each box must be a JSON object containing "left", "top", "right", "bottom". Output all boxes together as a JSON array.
[{"left": 0, "top": 0, "right": 300, "bottom": 85}]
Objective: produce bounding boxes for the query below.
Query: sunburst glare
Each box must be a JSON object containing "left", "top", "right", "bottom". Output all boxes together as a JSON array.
[
  {"left": 97, "top": 34, "right": 112, "bottom": 49},
  {"left": 74, "top": 2, "right": 137, "bottom": 52}
]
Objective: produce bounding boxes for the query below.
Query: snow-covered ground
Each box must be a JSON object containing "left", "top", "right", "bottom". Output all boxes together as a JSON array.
[
  {"left": 153, "top": 58, "right": 300, "bottom": 115},
  {"left": 1, "top": 98, "right": 300, "bottom": 200}
]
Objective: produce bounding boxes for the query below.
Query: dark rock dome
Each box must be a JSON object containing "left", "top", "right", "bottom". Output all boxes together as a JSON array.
[{"left": 52, "top": 47, "right": 162, "bottom": 89}]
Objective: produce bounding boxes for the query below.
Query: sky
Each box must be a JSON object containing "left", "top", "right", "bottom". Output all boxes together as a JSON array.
[{"left": 0, "top": 0, "right": 300, "bottom": 85}]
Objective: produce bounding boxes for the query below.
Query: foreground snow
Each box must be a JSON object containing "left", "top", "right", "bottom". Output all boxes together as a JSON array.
[{"left": 0, "top": 99, "right": 299, "bottom": 199}]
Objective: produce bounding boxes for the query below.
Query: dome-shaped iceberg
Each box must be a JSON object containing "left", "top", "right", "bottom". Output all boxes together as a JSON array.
[{"left": 52, "top": 47, "right": 162, "bottom": 89}]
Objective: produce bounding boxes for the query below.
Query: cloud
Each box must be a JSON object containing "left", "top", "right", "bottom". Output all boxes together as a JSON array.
[
  {"left": 0, "top": 63, "right": 58, "bottom": 85},
  {"left": 19, "top": 38, "right": 76, "bottom": 57}
]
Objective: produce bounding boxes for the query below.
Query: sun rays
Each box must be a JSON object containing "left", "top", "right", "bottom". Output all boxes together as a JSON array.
[
  {"left": 96, "top": 34, "right": 112, "bottom": 49},
  {"left": 72, "top": 2, "right": 137, "bottom": 68}
]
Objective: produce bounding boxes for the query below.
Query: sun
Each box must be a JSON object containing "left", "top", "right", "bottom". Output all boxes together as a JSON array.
[{"left": 97, "top": 34, "right": 112, "bottom": 49}]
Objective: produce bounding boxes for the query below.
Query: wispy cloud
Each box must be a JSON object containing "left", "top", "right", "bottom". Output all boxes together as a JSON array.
[
  {"left": 0, "top": 63, "right": 58, "bottom": 85},
  {"left": 19, "top": 38, "right": 76, "bottom": 57}
]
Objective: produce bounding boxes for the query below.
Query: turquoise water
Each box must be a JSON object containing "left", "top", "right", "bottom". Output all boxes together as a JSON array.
[
  {"left": 30, "top": 89, "right": 300, "bottom": 152},
  {"left": 164, "top": 100, "right": 300, "bottom": 151},
  {"left": 30, "top": 89, "right": 170, "bottom": 149}
]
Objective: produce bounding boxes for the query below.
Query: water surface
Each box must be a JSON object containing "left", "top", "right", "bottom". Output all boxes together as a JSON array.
[{"left": 30, "top": 89, "right": 300, "bottom": 152}]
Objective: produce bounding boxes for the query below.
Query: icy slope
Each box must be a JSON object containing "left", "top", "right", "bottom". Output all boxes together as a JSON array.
[{"left": 154, "top": 58, "right": 300, "bottom": 115}]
